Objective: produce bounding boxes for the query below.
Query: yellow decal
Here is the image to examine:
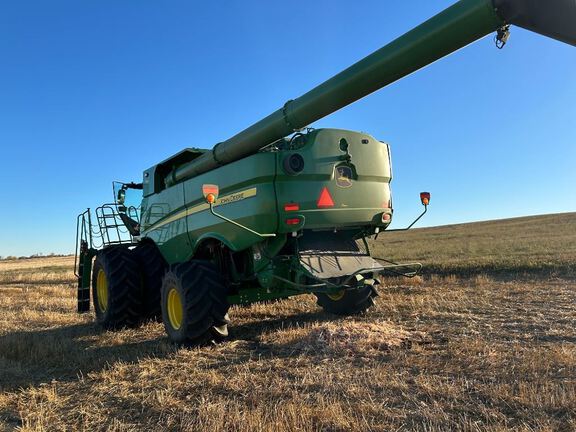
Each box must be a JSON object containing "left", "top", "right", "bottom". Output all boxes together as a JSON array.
[{"left": 145, "top": 187, "right": 257, "bottom": 232}]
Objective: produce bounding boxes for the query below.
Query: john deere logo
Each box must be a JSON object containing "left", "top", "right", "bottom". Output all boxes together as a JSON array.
[{"left": 336, "top": 166, "right": 353, "bottom": 188}]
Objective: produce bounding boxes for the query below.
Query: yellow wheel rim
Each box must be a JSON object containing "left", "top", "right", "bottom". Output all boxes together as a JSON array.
[
  {"left": 167, "top": 288, "right": 184, "bottom": 330},
  {"left": 96, "top": 269, "right": 109, "bottom": 312},
  {"left": 327, "top": 290, "right": 345, "bottom": 301}
]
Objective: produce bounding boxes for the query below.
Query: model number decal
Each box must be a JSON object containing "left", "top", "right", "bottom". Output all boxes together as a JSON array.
[{"left": 219, "top": 191, "right": 248, "bottom": 205}]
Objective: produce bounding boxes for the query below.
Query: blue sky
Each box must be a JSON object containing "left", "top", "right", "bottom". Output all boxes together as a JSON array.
[{"left": 0, "top": 0, "right": 574, "bottom": 256}]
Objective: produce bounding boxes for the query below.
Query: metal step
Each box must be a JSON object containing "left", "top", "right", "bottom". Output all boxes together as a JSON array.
[{"left": 298, "top": 231, "right": 421, "bottom": 280}]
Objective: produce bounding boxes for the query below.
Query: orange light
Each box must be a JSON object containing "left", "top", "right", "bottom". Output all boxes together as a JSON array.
[
  {"left": 206, "top": 193, "right": 216, "bottom": 204},
  {"left": 284, "top": 203, "right": 300, "bottom": 212},
  {"left": 382, "top": 213, "right": 391, "bottom": 222},
  {"left": 317, "top": 187, "right": 335, "bottom": 208},
  {"left": 286, "top": 218, "right": 301, "bottom": 225},
  {"left": 420, "top": 192, "right": 431, "bottom": 206},
  {"left": 202, "top": 184, "right": 219, "bottom": 198}
]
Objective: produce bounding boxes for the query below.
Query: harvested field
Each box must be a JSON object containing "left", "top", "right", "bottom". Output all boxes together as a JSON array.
[{"left": 1, "top": 213, "right": 575, "bottom": 431}]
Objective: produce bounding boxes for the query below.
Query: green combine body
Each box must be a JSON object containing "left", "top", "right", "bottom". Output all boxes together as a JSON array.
[
  {"left": 141, "top": 129, "right": 392, "bottom": 262},
  {"left": 75, "top": 0, "right": 576, "bottom": 344}
]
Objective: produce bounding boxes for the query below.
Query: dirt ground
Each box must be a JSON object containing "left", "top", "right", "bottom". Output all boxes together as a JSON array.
[{"left": 0, "top": 252, "right": 574, "bottom": 431}]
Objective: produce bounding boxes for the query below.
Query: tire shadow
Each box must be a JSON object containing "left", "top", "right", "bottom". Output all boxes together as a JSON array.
[{"left": 0, "top": 322, "right": 171, "bottom": 392}]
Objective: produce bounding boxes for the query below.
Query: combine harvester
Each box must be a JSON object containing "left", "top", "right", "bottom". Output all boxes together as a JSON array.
[{"left": 75, "top": 0, "right": 575, "bottom": 344}]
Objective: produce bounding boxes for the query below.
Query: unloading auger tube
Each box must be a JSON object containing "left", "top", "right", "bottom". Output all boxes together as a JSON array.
[{"left": 165, "top": 0, "right": 576, "bottom": 187}]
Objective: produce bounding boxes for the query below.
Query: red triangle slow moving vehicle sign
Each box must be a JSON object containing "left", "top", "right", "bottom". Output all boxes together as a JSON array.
[{"left": 317, "top": 187, "right": 335, "bottom": 208}]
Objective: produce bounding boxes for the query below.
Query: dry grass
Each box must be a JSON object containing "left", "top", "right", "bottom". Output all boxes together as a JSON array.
[
  {"left": 1, "top": 214, "right": 575, "bottom": 431},
  {"left": 371, "top": 212, "right": 576, "bottom": 278}
]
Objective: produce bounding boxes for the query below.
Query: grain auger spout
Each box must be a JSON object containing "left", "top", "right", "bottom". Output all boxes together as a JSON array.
[
  {"left": 494, "top": 0, "right": 576, "bottom": 47},
  {"left": 165, "top": 0, "right": 576, "bottom": 187}
]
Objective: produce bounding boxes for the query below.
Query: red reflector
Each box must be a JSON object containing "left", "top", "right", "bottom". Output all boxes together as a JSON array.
[
  {"left": 284, "top": 203, "right": 300, "bottom": 212},
  {"left": 317, "top": 187, "right": 334, "bottom": 208},
  {"left": 286, "top": 218, "right": 301, "bottom": 225},
  {"left": 202, "top": 184, "right": 219, "bottom": 198}
]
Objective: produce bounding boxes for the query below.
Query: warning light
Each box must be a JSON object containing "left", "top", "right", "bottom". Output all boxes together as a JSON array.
[
  {"left": 206, "top": 193, "right": 216, "bottom": 204},
  {"left": 317, "top": 187, "right": 335, "bottom": 208},
  {"left": 202, "top": 184, "right": 219, "bottom": 199},
  {"left": 420, "top": 192, "right": 431, "bottom": 206},
  {"left": 284, "top": 203, "right": 300, "bottom": 212}
]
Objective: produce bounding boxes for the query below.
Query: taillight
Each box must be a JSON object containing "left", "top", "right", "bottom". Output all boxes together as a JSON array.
[{"left": 284, "top": 203, "right": 300, "bottom": 212}]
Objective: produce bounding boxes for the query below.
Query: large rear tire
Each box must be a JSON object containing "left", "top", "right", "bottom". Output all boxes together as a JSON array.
[
  {"left": 133, "top": 242, "right": 166, "bottom": 320},
  {"left": 92, "top": 246, "right": 143, "bottom": 329},
  {"left": 315, "top": 283, "right": 378, "bottom": 315},
  {"left": 161, "top": 260, "right": 230, "bottom": 345}
]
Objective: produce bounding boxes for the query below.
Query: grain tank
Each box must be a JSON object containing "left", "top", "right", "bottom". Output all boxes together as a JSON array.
[{"left": 75, "top": 0, "right": 576, "bottom": 344}]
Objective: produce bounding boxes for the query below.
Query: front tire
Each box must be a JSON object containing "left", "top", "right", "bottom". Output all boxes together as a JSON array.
[
  {"left": 92, "top": 246, "right": 143, "bottom": 329},
  {"left": 161, "top": 260, "right": 230, "bottom": 345}
]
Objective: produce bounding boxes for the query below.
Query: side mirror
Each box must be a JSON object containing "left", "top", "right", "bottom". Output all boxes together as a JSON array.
[{"left": 117, "top": 189, "right": 126, "bottom": 205}]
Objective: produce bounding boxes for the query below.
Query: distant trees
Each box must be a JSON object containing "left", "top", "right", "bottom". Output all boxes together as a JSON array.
[{"left": 0, "top": 253, "right": 67, "bottom": 261}]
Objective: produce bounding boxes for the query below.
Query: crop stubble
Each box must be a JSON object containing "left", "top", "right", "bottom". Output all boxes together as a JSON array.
[{"left": 0, "top": 213, "right": 575, "bottom": 431}]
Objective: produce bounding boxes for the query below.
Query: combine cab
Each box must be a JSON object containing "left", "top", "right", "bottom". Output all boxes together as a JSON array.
[{"left": 75, "top": 0, "right": 576, "bottom": 344}]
